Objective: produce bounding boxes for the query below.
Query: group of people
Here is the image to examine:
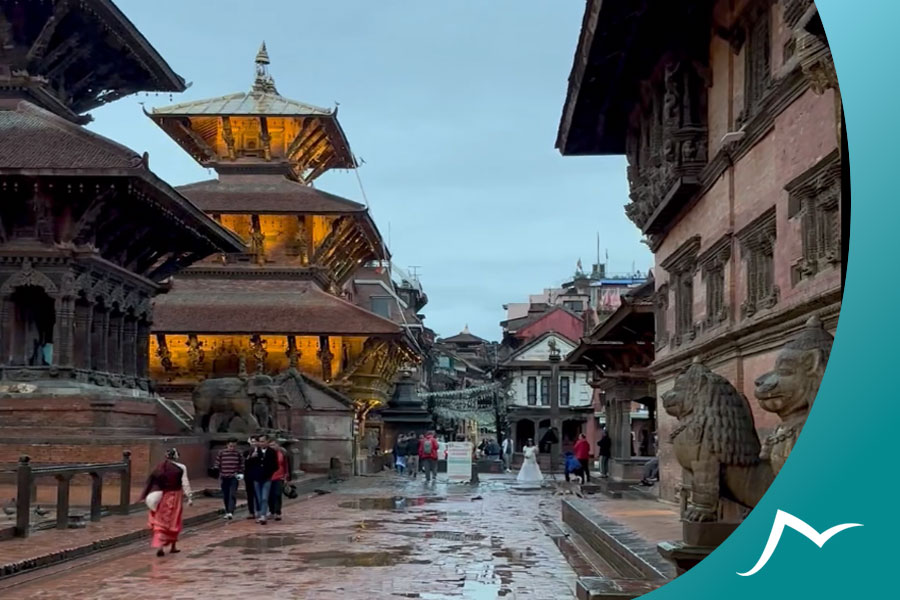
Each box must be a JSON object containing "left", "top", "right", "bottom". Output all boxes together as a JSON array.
[
  {"left": 139, "top": 434, "right": 292, "bottom": 557},
  {"left": 392, "top": 430, "right": 441, "bottom": 482},
  {"left": 215, "top": 434, "right": 291, "bottom": 524}
]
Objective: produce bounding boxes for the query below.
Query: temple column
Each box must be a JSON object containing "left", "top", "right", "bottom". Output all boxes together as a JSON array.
[
  {"left": 91, "top": 305, "right": 109, "bottom": 372},
  {"left": 54, "top": 297, "right": 75, "bottom": 367},
  {"left": 122, "top": 317, "right": 137, "bottom": 376},
  {"left": 136, "top": 322, "right": 150, "bottom": 378},
  {"left": 0, "top": 295, "right": 12, "bottom": 365},
  {"left": 108, "top": 312, "right": 123, "bottom": 374},
  {"left": 318, "top": 335, "right": 334, "bottom": 382},
  {"left": 73, "top": 301, "right": 93, "bottom": 369}
]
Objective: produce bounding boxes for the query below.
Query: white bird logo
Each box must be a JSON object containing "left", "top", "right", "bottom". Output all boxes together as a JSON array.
[{"left": 737, "top": 509, "right": 862, "bottom": 576}]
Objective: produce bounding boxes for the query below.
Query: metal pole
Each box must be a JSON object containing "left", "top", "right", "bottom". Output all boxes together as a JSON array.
[
  {"left": 549, "top": 353, "right": 561, "bottom": 475},
  {"left": 119, "top": 450, "right": 132, "bottom": 514},
  {"left": 15, "top": 455, "right": 31, "bottom": 538}
]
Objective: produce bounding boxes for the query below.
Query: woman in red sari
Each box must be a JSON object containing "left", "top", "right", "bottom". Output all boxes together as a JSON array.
[{"left": 141, "top": 448, "right": 193, "bottom": 557}]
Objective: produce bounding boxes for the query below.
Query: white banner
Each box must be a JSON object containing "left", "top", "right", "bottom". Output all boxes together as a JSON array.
[{"left": 446, "top": 442, "right": 473, "bottom": 484}]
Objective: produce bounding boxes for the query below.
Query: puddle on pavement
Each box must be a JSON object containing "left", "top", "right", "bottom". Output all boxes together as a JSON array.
[
  {"left": 296, "top": 547, "right": 416, "bottom": 567},
  {"left": 390, "top": 530, "right": 485, "bottom": 542},
  {"left": 211, "top": 532, "right": 309, "bottom": 554},
  {"left": 338, "top": 496, "right": 445, "bottom": 511}
]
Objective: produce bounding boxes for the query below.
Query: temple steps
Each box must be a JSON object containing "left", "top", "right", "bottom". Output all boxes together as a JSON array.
[
  {"left": 155, "top": 397, "right": 193, "bottom": 432},
  {"left": 549, "top": 498, "right": 674, "bottom": 599}
]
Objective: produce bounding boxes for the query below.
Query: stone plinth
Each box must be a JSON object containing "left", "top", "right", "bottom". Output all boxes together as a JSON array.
[
  {"left": 657, "top": 521, "right": 739, "bottom": 575},
  {"left": 609, "top": 457, "right": 651, "bottom": 483}
]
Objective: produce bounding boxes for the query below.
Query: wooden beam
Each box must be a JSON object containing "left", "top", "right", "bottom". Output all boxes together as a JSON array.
[
  {"left": 26, "top": 0, "right": 72, "bottom": 64},
  {"left": 286, "top": 121, "right": 322, "bottom": 159},
  {"left": 70, "top": 186, "right": 117, "bottom": 244},
  {"left": 175, "top": 119, "right": 218, "bottom": 162},
  {"left": 221, "top": 117, "right": 236, "bottom": 159},
  {"left": 260, "top": 117, "right": 271, "bottom": 161},
  {"left": 38, "top": 33, "right": 80, "bottom": 71}
]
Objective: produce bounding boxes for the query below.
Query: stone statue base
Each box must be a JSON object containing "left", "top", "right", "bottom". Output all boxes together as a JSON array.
[{"left": 657, "top": 521, "right": 739, "bottom": 575}]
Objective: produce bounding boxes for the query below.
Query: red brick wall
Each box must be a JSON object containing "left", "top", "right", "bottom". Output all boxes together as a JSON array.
[
  {"left": 651, "top": 2, "right": 842, "bottom": 505},
  {"left": 0, "top": 396, "right": 156, "bottom": 433}
]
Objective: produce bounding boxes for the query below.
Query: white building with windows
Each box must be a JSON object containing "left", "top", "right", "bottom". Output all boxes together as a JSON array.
[{"left": 498, "top": 331, "right": 593, "bottom": 452}]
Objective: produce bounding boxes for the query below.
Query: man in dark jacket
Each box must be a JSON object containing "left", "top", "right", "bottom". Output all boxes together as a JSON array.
[
  {"left": 405, "top": 433, "right": 420, "bottom": 478},
  {"left": 246, "top": 434, "right": 279, "bottom": 524},
  {"left": 243, "top": 435, "right": 259, "bottom": 520},
  {"left": 597, "top": 429, "right": 611, "bottom": 478}
]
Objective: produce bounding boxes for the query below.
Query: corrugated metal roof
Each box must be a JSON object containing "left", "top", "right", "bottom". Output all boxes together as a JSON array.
[{"left": 150, "top": 91, "right": 333, "bottom": 117}]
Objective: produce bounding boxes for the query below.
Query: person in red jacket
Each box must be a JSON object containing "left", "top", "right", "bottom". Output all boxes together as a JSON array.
[
  {"left": 418, "top": 431, "right": 440, "bottom": 483},
  {"left": 573, "top": 434, "right": 591, "bottom": 483}
]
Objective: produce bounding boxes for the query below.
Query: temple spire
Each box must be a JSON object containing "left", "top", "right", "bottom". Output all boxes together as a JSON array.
[{"left": 252, "top": 41, "right": 278, "bottom": 94}]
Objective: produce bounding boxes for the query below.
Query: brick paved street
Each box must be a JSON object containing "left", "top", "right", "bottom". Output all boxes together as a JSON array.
[{"left": 5, "top": 474, "right": 579, "bottom": 599}]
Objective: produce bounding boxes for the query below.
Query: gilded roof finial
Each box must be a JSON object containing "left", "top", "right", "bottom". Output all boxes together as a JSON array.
[{"left": 252, "top": 41, "right": 278, "bottom": 94}]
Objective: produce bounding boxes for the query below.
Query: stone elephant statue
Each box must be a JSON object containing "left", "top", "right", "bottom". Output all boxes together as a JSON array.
[{"left": 192, "top": 374, "right": 280, "bottom": 433}]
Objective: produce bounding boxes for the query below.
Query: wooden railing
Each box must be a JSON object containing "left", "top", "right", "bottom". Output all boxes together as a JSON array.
[{"left": 13, "top": 451, "right": 131, "bottom": 538}]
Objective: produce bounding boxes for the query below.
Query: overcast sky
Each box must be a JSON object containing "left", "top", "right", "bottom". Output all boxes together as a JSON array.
[{"left": 89, "top": 0, "right": 651, "bottom": 342}]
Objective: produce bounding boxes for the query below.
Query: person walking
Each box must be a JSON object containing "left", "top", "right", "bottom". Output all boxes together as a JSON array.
[
  {"left": 597, "top": 429, "right": 611, "bottom": 478},
  {"left": 501, "top": 436, "right": 513, "bottom": 473},
  {"left": 243, "top": 435, "right": 259, "bottom": 520},
  {"left": 246, "top": 434, "right": 278, "bottom": 524},
  {"left": 573, "top": 433, "right": 591, "bottom": 483},
  {"left": 268, "top": 439, "right": 290, "bottom": 521},
  {"left": 215, "top": 438, "right": 244, "bottom": 520},
  {"left": 141, "top": 448, "right": 193, "bottom": 557},
  {"left": 393, "top": 434, "right": 407, "bottom": 475},
  {"left": 419, "top": 430, "right": 439, "bottom": 483},
  {"left": 405, "top": 433, "right": 420, "bottom": 478}
]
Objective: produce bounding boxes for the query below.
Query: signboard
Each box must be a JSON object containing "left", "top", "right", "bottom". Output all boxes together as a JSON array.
[{"left": 446, "top": 442, "right": 473, "bottom": 484}]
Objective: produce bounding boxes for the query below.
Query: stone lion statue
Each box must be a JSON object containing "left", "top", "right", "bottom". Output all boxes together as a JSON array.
[
  {"left": 754, "top": 315, "right": 833, "bottom": 475},
  {"left": 662, "top": 359, "right": 772, "bottom": 522}
]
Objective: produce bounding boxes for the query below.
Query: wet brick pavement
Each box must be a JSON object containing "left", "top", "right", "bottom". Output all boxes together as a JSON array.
[{"left": 6, "top": 474, "right": 579, "bottom": 599}]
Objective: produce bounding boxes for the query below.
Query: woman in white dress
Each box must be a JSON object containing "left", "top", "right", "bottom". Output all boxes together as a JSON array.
[{"left": 516, "top": 439, "right": 543, "bottom": 484}]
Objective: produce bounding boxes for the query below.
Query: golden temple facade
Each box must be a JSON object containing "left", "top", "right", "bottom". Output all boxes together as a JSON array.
[{"left": 146, "top": 44, "right": 418, "bottom": 421}]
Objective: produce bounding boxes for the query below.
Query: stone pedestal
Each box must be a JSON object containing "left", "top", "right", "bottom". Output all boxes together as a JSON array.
[{"left": 657, "top": 521, "right": 739, "bottom": 575}]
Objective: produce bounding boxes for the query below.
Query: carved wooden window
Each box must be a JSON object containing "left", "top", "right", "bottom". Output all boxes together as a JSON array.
[
  {"left": 699, "top": 236, "right": 732, "bottom": 330},
  {"left": 654, "top": 284, "right": 669, "bottom": 349},
  {"left": 527, "top": 376, "right": 537, "bottom": 406},
  {"left": 674, "top": 273, "right": 694, "bottom": 340},
  {"left": 540, "top": 377, "right": 550, "bottom": 406},
  {"left": 660, "top": 236, "right": 700, "bottom": 346},
  {"left": 738, "top": 208, "right": 778, "bottom": 318},
  {"left": 560, "top": 376, "right": 570, "bottom": 406},
  {"left": 787, "top": 151, "right": 841, "bottom": 283},
  {"left": 742, "top": 2, "right": 773, "bottom": 121}
]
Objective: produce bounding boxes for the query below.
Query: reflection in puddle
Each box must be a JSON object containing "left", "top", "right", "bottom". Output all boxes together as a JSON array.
[
  {"left": 338, "top": 496, "right": 445, "bottom": 511},
  {"left": 390, "top": 530, "right": 485, "bottom": 542},
  {"left": 296, "top": 548, "right": 414, "bottom": 567},
  {"left": 211, "top": 533, "right": 309, "bottom": 554}
]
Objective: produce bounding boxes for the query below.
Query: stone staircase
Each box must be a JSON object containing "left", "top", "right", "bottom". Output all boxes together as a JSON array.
[
  {"left": 156, "top": 396, "right": 194, "bottom": 432},
  {"left": 547, "top": 498, "right": 676, "bottom": 599}
]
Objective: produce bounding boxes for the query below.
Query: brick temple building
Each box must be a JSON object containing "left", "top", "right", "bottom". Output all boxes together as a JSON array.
[
  {"left": 0, "top": 0, "right": 243, "bottom": 481},
  {"left": 557, "top": 0, "right": 841, "bottom": 501},
  {"left": 145, "top": 46, "right": 420, "bottom": 472}
]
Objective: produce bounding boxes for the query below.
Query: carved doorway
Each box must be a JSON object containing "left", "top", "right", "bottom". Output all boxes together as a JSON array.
[
  {"left": 10, "top": 286, "right": 55, "bottom": 366},
  {"left": 514, "top": 419, "right": 535, "bottom": 452}
]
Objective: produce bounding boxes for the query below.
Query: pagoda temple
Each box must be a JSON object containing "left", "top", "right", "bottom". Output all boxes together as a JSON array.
[
  {"left": 146, "top": 45, "right": 419, "bottom": 471},
  {"left": 0, "top": 0, "right": 243, "bottom": 481}
]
